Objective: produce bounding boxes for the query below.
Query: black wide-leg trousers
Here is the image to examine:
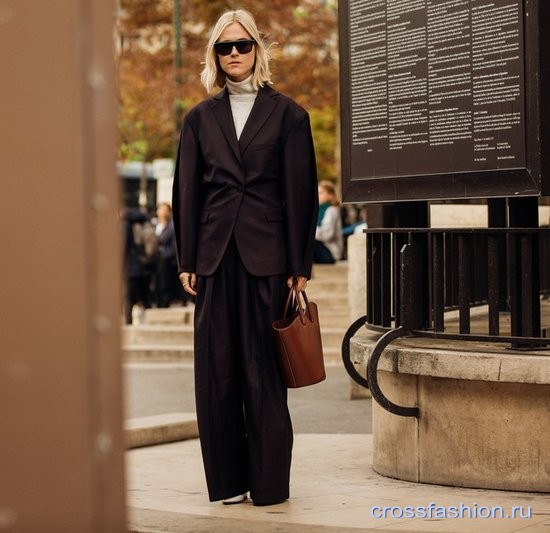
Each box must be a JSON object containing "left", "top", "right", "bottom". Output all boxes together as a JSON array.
[{"left": 193, "top": 236, "right": 293, "bottom": 504}]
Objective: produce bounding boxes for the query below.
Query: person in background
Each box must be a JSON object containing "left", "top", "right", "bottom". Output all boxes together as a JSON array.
[
  {"left": 352, "top": 205, "right": 368, "bottom": 234},
  {"left": 314, "top": 180, "right": 343, "bottom": 264},
  {"left": 154, "top": 203, "right": 182, "bottom": 308},
  {"left": 122, "top": 208, "right": 153, "bottom": 324},
  {"left": 172, "top": 9, "right": 318, "bottom": 507}
]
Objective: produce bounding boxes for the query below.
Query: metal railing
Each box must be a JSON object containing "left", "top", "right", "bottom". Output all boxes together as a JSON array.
[{"left": 342, "top": 227, "right": 550, "bottom": 418}]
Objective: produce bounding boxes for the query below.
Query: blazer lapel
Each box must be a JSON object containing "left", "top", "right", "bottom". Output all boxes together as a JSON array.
[
  {"left": 238, "top": 86, "right": 278, "bottom": 154},
  {"left": 211, "top": 89, "right": 242, "bottom": 164}
]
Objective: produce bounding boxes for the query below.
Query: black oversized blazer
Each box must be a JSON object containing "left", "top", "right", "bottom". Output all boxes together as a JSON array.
[{"left": 172, "top": 85, "right": 319, "bottom": 279}]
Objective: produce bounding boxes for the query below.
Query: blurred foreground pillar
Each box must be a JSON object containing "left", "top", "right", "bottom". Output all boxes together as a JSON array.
[{"left": 0, "top": 1, "right": 126, "bottom": 531}]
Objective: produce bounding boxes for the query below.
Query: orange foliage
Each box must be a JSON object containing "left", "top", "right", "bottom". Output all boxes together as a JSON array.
[{"left": 117, "top": 0, "right": 339, "bottom": 179}]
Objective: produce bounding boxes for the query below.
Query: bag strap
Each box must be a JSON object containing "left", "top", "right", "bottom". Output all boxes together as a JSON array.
[
  {"left": 283, "top": 285, "right": 314, "bottom": 324},
  {"left": 282, "top": 286, "right": 296, "bottom": 317}
]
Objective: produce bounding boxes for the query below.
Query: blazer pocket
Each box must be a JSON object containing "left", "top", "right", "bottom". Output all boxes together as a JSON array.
[
  {"left": 199, "top": 211, "right": 210, "bottom": 223},
  {"left": 264, "top": 207, "right": 284, "bottom": 223},
  {"left": 251, "top": 144, "right": 276, "bottom": 151}
]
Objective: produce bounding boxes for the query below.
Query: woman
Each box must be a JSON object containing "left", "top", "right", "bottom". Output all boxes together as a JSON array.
[
  {"left": 314, "top": 180, "right": 343, "bottom": 264},
  {"left": 172, "top": 10, "right": 318, "bottom": 506}
]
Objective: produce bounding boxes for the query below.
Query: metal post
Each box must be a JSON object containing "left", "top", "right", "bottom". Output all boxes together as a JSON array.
[
  {"left": 488, "top": 198, "right": 508, "bottom": 312},
  {"left": 508, "top": 197, "right": 541, "bottom": 342}
]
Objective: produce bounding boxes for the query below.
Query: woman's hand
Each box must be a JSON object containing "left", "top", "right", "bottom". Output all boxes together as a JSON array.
[
  {"left": 179, "top": 272, "right": 197, "bottom": 296},
  {"left": 287, "top": 275, "right": 308, "bottom": 291}
]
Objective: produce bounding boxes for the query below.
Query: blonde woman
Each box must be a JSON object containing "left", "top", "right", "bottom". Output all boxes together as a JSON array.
[
  {"left": 314, "top": 180, "right": 343, "bottom": 263},
  {"left": 172, "top": 10, "right": 318, "bottom": 506}
]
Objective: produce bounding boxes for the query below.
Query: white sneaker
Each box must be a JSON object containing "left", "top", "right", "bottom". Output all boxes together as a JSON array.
[{"left": 222, "top": 493, "right": 247, "bottom": 505}]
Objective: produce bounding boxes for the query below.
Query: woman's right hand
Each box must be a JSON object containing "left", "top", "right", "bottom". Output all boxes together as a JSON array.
[
  {"left": 179, "top": 272, "right": 197, "bottom": 296},
  {"left": 287, "top": 275, "right": 308, "bottom": 291}
]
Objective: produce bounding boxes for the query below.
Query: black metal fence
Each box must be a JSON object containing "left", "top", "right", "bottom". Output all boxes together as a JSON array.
[
  {"left": 366, "top": 228, "right": 550, "bottom": 345},
  {"left": 342, "top": 227, "right": 550, "bottom": 418}
]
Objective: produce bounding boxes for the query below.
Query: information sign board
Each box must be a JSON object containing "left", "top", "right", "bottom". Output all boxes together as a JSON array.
[{"left": 339, "top": 0, "right": 549, "bottom": 202}]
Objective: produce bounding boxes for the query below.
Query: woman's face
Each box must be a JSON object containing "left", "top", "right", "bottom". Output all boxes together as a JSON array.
[
  {"left": 216, "top": 22, "right": 255, "bottom": 82},
  {"left": 157, "top": 204, "right": 171, "bottom": 222},
  {"left": 318, "top": 187, "right": 330, "bottom": 204}
]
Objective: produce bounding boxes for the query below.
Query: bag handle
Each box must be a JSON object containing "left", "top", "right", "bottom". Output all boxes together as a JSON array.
[{"left": 283, "top": 284, "right": 314, "bottom": 325}]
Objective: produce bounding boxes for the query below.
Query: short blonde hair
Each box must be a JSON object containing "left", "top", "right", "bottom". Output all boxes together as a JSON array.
[{"left": 200, "top": 10, "right": 272, "bottom": 93}]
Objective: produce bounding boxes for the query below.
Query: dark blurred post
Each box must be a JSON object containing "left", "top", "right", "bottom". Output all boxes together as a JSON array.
[{"left": 0, "top": 1, "right": 126, "bottom": 530}]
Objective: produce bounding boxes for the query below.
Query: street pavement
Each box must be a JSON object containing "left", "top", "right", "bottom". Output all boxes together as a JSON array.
[
  {"left": 124, "top": 362, "right": 550, "bottom": 532},
  {"left": 124, "top": 361, "right": 373, "bottom": 435}
]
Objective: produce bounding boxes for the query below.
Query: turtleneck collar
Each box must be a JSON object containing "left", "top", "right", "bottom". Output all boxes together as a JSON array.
[{"left": 225, "top": 74, "right": 257, "bottom": 95}]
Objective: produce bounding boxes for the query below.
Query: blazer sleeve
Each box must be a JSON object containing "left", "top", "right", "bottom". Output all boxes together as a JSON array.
[
  {"left": 282, "top": 110, "right": 319, "bottom": 279},
  {"left": 172, "top": 113, "right": 204, "bottom": 273}
]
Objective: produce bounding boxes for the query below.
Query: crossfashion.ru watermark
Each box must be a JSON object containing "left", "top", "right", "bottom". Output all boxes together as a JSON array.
[{"left": 371, "top": 502, "right": 532, "bottom": 520}]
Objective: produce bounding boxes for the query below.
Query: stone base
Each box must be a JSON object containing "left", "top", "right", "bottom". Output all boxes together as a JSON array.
[
  {"left": 349, "top": 360, "right": 372, "bottom": 399},
  {"left": 352, "top": 331, "right": 550, "bottom": 492},
  {"left": 373, "top": 371, "right": 550, "bottom": 492},
  {"left": 350, "top": 378, "right": 372, "bottom": 399}
]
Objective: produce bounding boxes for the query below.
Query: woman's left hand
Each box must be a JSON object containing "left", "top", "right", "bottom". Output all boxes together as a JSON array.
[{"left": 287, "top": 275, "right": 308, "bottom": 291}]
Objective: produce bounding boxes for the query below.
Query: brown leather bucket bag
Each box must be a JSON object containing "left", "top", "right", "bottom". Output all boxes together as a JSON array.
[{"left": 272, "top": 285, "right": 326, "bottom": 388}]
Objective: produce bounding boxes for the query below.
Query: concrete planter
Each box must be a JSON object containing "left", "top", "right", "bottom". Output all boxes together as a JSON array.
[{"left": 352, "top": 332, "right": 550, "bottom": 492}]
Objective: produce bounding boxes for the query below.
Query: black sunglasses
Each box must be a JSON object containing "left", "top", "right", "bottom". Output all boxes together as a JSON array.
[{"left": 214, "top": 40, "right": 256, "bottom": 56}]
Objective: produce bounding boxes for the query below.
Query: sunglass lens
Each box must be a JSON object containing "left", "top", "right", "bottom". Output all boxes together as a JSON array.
[
  {"left": 215, "top": 42, "right": 232, "bottom": 55},
  {"left": 215, "top": 41, "right": 254, "bottom": 56},
  {"left": 236, "top": 41, "right": 254, "bottom": 54}
]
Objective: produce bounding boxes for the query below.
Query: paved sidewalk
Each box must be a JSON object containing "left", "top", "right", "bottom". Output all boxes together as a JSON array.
[
  {"left": 126, "top": 434, "right": 550, "bottom": 532},
  {"left": 124, "top": 362, "right": 372, "bottom": 436}
]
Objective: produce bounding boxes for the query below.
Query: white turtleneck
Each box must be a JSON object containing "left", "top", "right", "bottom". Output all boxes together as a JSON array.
[{"left": 225, "top": 75, "right": 258, "bottom": 140}]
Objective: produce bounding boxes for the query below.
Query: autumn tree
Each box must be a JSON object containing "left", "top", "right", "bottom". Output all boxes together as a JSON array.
[{"left": 116, "top": 0, "right": 339, "bottom": 180}]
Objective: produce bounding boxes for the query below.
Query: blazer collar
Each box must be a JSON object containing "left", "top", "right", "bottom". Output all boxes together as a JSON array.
[{"left": 210, "top": 85, "right": 279, "bottom": 163}]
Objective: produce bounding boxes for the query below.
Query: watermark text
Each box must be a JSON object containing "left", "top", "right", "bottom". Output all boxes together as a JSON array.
[{"left": 371, "top": 502, "right": 532, "bottom": 520}]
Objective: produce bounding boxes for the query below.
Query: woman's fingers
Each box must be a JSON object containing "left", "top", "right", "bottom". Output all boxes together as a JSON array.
[
  {"left": 287, "top": 276, "right": 308, "bottom": 291},
  {"left": 180, "top": 272, "right": 198, "bottom": 296}
]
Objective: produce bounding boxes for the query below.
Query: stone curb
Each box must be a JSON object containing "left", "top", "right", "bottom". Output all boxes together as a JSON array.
[
  {"left": 351, "top": 331, "right": 550, "bottom": 385},
  {"left": 125, "top": 413, "right": 199, "bottom": 449}
]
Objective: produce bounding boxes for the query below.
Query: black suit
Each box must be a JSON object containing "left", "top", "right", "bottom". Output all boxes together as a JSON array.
[{"left": 173, "top": 85, "right": 318, "bottom": 504}]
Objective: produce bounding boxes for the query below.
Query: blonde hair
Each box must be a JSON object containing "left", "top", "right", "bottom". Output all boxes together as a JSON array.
[
  {"left": 319, "top": 180, "right": 341, "bottom": 206},
  {"left": 200, "top": 10, "right": 272, "bottom": 93}
]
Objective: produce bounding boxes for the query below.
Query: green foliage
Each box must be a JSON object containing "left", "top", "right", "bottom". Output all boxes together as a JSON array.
[{"left": 309, "top": 106, "right": 338, "bottom": 181}]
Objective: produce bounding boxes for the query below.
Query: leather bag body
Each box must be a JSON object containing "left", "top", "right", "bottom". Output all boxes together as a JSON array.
[{"left": 272, "top": 286, "right": 326, "bottom": 388}]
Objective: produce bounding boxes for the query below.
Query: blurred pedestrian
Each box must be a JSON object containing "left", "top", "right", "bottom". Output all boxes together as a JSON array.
[
  {"left": 122, "top": 208, "right": 155, "bottom": 324},
  {"left": 314, "top": 180, "right": 343, "bottom": 264},
  {"left": 154, "top": 203, "right": 182, "bottom": 308},
  {"left": 172, "top": 9, "right": 318, "bottom": 506}
]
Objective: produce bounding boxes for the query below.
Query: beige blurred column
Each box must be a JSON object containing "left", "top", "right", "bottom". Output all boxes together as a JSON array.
[{"left": 0, "top": 1, "right": 126, "bottom": 531}]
